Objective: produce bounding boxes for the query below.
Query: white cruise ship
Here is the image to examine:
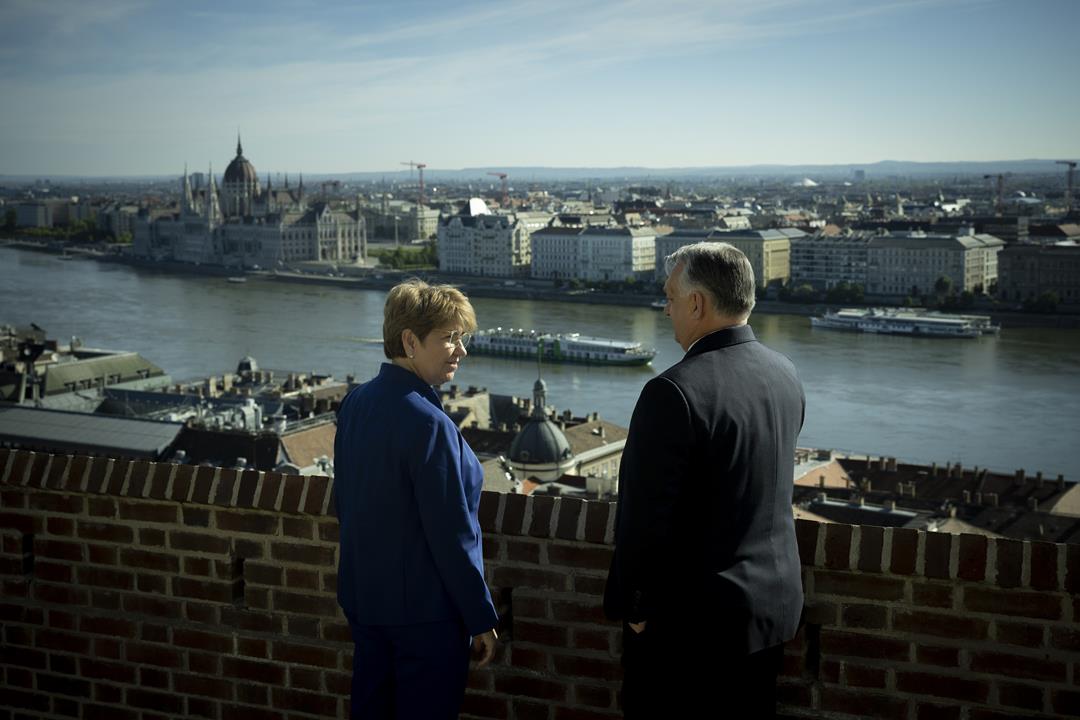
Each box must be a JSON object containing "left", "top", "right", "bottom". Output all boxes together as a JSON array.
[
  {"left": 469, "top": 328, "right": 656, "bottom": 366},
  {"left": 811, "top": 308, "right": 1000, "bottom": 338}
]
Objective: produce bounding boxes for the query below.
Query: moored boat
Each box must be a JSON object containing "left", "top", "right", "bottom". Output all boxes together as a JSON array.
[
  {"left": 811, "top": 308, "right": 1000, "bottom": 338},
  {"left": 469, "top": 328, "right": 656, "bottom": 366}
]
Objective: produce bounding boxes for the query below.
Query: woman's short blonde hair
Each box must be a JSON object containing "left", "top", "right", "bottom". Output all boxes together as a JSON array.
[{"left": 383, "top": 278, "right": 477, "bottom": 359}]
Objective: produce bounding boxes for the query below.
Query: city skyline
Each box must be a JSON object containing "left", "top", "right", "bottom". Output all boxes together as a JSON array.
[{"left": 2, "top": 0, "right": 1078, "bottom": 176}]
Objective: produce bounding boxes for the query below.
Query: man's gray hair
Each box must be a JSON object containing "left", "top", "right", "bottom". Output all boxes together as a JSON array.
[{"left": 664, "top": 241, "right": 756, "bottom": 318}]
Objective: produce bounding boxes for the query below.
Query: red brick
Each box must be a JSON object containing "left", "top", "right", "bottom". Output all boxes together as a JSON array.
[
  {"left": 170, "top": 464, "right": 194, "bottom": 502},
  {"left": 964, "top": 587, "right": 1062, "bottom": 620},
  {"left": 141, "top": 622, "right": 169, "bottom": 643},
  {"left": 550, "top": 600, "right": 607, "bottom": 625},
  {"left": 824, "top": 523, "right": 852, "bottom": 570},
  {"left": 1028, "top": 541, "right": 1058, "bottom": 591},
  {"left": 553, "top": 708, "right": 621, "bottom": 720},
  {"left": 574, "top": 684, "right": 613, "bottom": 709},
  {"left": 125, "top": 641, "right": 183, "bottom": 668},
  {"left": 77, "top": 522, "right": 133, "bottom": 543},
  {"left": 176, "top": 673, "right": 234, "bottom": 700},
  {"left": 77, "top": 565, "right": 134, "bottom": 590},
  {"left": 236, "top": 682, "right": 270, "bottom": 705},
  {"left": 915, "top": 644, "right": 960, "bottom": 668},
  {"left": 461, "top": 692, "right": 509, "bottom": 719},
  {"left": 841, "top": 603, "right": 886, "bottom": 630},
  {"left": 995, "top": 538, "right": 1023, "bottom": 588},
  {"left": 912, "top": 581, "right": 954, "bottom": 609},
  {"left": 970, "top": 650, "right": 1066, "bottom": 682},
  {"left": 43, "top": 455, "right": 70, "bottom": 489},
  {"left": 214, "top": 468, "right": 239, "bottom": 505},
  {"left": 183, "top": 506, "right": 211, "bottom": 527},
  {"left": 997, "top": 620, "right": 1045, "bottom": 648},
  {"left": 573, "top": 575, "right": 606, "bottom": 596},
  {"left": 287, "top": 616, "right": 320, "bottom": 639},
  {"left": 257, "top": 472, "right": 282, "bottom": 510},
  {"left": 127, "top": 688, "right": 184, "bottom": 714},
  {"left": 890, "top": 527, "right": 918, "bottom": 575},
  {"left": 893, "top": 610, "right": 988, "bottom": 640},
  {"left": 493, "top": 566, "right": 569, "bottom": 592},
  {"left": 494, "top": 673, "right": 568, "bottom": 701},
  {"left": 552, "top": 655, "right": 619, "bottom": 681},
  {"left": 217, "top": 510, "right": 279, "bottom": 535},
  {"left": 478, "top": 491, "right": 501, "bottom": 534},
  {"left": 174, "top": 577, "right": 233, "bottom": 603},
  {"left": 236, "top": 469, "right": 260, "bottom": 508},
  {"left": 998, "top": 682, "right": 1045, "bottom": 710},
  {"left": 190, "top": 651, "right": 220, "bottom": 675},
  {"left": 288, "top": 665, "right": 323, "bottom": 691},
  {"left": 1052, "top": 689, "right": 1080, "bottom": 717},
  {"left": 813, "top": 570, "right": 905, "bottom": 600},
  {"left": 222, "top": 657, "right": 286, "bottom": 685},
  {"left": 820, "top": 629, "right": 909, "bottom": 661},
  {"left": 81, "top": 658, "right": 136, "bottom": 684},
  {"left": 303, "top": 475, "right": 330, "bottom": 515},
  {"left": 120, "top": 548, "right": 180, "bottom": 573},
  {"left": 501, "top": 493, "right": 527, "bottom": 536},
  {"left": 323, "top": 621, "right": 351, "bottom": 644},
  {"left": 271, "top": 687, "right": 338, "bottom": 716},
  {"left": 186, "top": 697, "right": 219, "bottom": 718},
  {"left": 896, "top": 671, "right": 989, "bottom": 703},
  {"left": 516, "top": 621, "right": 568, "bottom": 647},
  {"left": 958, "top": 534, "right": 988, "bottom": 581},
  {"left": 273, "top": 589, "right": 339, "bottom": 616},
  {"left": 270, "top": 542, "right": 335, "bottom": 566},
  {"left": 282, "top": 517, "right": 313, "bottom": 539},
  {"left": 175, "top": 628, "right": 235, "bottom": 654},
  {"left": 527, "top": 495, "right": 555, "bottom": 537},
  {"left": 245, "top": 562, "right": 283, "bottom": 586},
  {"left": 117, "top": 500, "right": 176, "bottom": 524},
  {"left": 140, "top": 526, "right": 166, "bottom": 546},
  {"left": 30, "top": 491, "right": 84, "bottom": 515},
  {"left": 548, "top": 543, "right": 612, "bottom": 571},
  {"left": 280, "top": 475, "right": 303, "bottom": 513},
  {"left": 555, "top": 498, "right": 582, "bottom": 541},
  {"left": 845, "top": 663, "right": 887, "bottom": 688},
  {"left": 506, "top": 538, "right": 541, "bottom": 564},
  {"left": 583, "top": 501, "right": 610, "bottom": 544},
  {"left": 570, "top": 629, "right": 612, "bottom": 652},
  {"left": 37, "top": 673, "right": 91, "bottom": 698},
  {"left": 170, "top": 531, "right": 230, "bottom": 554},
  {"left": 272, "top": 641, "right": 338, "bottom": 669},
  {"left": 79, "top": 615, "right": 137, "bottom": 638},
  {"left": 318, "top": 520, "right": 339, "bottom": 543},
  {"left": 916, "top": 704, "right": 962, "bottom": 720},
  {"left": 33, "top": 560, "right": 72, "bottom": 583},
  {"left": 122, "top": 594, "right": 181, "bottom": 618},
  {"left": 1065, "top": 544, "right": 1080, "bottom": 594},
  {"left": 46, "top": 516, "right": 75, "bottom": 537},
  {"left": 820, "top": 687, "right": 908, "bottom": 720},
  {"left": 923, "top": 532, "right": 951, "bottom": 579}
]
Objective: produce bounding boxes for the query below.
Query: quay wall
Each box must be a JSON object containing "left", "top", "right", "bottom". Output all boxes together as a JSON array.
[{"left": 1, "top": 448, "right": 1079, "bottom": 719}]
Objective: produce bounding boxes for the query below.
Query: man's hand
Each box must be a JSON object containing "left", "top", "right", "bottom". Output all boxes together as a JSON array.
[
  {"left": 629, "top": 621, "right": 647, "bottom": 634},
  {"left": 472, "top": 629, "right": 498, "bottom": 667}
]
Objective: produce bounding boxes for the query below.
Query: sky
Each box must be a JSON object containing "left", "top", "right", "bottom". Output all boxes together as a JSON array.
[{"left": 1, "top": 0, "right": 1078, "bottom": 176}]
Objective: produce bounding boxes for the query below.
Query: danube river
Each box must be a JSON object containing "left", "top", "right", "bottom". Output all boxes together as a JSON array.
[{"left": 3, "top": 246, "right": 1080, "bottom": 480}]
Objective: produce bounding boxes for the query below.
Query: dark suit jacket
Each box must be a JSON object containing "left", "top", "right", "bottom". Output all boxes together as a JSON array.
[
  {"left": 334, "top": 363, "right": 498, "bottom": 636},
  {"left": 604, "top": 324, "right": 805, "bottom": 655}
]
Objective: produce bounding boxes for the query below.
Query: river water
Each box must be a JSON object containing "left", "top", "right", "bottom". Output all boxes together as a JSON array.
[{"left": 3, "top": 246, "right": 1079, "bottom": 479}]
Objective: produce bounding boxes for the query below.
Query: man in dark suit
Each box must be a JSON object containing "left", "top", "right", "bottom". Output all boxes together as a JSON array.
[{"left": 604, "top": 241, "right": 805, "bottom": 719}]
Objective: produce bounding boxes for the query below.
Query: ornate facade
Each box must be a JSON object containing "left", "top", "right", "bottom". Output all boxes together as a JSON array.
[{"left": 134, "top": 137, "right": 366, "bottom": 268}]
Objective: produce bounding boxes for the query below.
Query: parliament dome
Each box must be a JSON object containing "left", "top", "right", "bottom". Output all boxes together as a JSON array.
[{"left": 224, "top": 137, "right": 257, "bottom": 184}]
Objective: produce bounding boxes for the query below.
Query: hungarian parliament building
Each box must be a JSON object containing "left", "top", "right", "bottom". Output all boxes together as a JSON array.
[{"left": 133, "top": 138, "right": 366, "bottom": 268}]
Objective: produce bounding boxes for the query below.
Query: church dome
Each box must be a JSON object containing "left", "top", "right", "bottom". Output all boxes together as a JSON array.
[
  {"left": 509, "top": 416, "right": 572, "bottom": 465},
  {"left": 223, "top": 137, "right": 257, "bottom": 184}
]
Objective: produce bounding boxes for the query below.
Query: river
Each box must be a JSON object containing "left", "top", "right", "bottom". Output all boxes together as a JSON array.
[{"left": 3, "top": 246, "right": 1079, "bottom": 480}]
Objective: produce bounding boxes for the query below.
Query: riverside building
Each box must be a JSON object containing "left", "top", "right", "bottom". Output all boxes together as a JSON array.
[{"left": 133, "top": 137, "right": 366, "bottom": 269}]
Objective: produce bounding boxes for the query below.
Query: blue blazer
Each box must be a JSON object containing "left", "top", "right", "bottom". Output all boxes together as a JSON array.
[{"left": 334, "top": 363, "right": 497, "bottom": 636}]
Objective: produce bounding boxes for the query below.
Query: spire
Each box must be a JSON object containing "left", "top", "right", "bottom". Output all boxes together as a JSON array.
[
  {"left": 284, "top": 172, "right": 289, "bottom": 189},
  {"left": 531, "top": 340, "right": 547, "bottom": 419},
  {"left": 182, "top": 163, "right": 193, "bottom": 212},
  {"left": 236, "top": 132, "right": 243, "bottom": 157}
]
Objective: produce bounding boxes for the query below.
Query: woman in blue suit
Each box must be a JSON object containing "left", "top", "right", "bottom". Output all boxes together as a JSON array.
[{"left": 334, "top": 279, "right": 498, "bottom": 719}]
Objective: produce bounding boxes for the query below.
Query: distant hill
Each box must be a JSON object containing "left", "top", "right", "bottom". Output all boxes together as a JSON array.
[{"left": 0, "top": 159, "right": 1070, "bottom": 184}]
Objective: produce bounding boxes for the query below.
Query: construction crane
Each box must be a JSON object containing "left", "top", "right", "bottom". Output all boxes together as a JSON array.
[
  {"left": 400, "top": 161, "right": 428, "bottom": 208},
  {"left": 487, "top": 172, "right": 509, "bottom": 207},
  {"left": 983, "top": 173, "right": 1007, "bottom": 216},
  {"left": 1057, "top": 160, "right": 1077, "bottom": 214}
]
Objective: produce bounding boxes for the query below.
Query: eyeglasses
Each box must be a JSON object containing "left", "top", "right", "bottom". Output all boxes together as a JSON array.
[{"left": 443, "top": 330, "right": 472, "bottom": 348}]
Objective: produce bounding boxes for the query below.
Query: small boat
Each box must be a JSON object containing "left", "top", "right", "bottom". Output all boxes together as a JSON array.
[
  {"left": 227, "top": 276, "right": 247, "bottom": 284},
  {"left": 811, "top": 308, "right": 1000, "bottom": 338},
  {"left": 469, "top": 328, "right": 656, "bottom": 366},
  {"left": 650, "top": 298, "right": 667, "bottom": 310}
]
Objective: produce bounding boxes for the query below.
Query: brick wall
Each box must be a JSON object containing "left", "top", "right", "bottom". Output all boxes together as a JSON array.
[{"left": 1, "top": 448, "right": 1078, "bottom": 720}]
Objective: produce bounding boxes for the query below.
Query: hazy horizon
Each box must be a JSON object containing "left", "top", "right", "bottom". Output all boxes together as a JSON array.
[{"left": 2, "top": 0, "right": 1078, "bottom": 176}]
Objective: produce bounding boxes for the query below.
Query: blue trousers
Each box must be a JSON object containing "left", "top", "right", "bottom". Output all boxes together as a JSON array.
[{"left": 349, "top": 620, "right": 471, "bottom": 719}]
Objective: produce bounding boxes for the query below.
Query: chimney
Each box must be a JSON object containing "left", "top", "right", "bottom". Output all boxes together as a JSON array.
[
  {"left": 1027, "top": 497, "right": 1039, "bottom": 511},
  {"left": 819, "top": 475, "right": 826, "bottom": 488},
  {"left": 1015, "top": 469, "right": 1025, "bottom": 486},
  {"left": 1057, "top": 474, "right": 1066, "bottom": 492},
  {"left": 962, "top": 490, "right": 971, "bottom": 503},
  {"left": 987, "top": 492, "right": 999, "bottom": 507},
  {"left": 930, "top": 462, "right": 938, "bottom": 478},
  {"left": 887, "top": 457, "right": 897, "bottom": 472}
]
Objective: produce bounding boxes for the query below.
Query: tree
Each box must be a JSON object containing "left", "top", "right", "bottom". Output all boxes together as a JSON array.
[
  {"left": 3, "top": 208, "right": 15, "bottom": 231},
  {"left": 1023, "top": 291, "right": 1059, "bottom": 314},
  {"left": 934, "top": 275, "right": 953, "bottom": 298}
]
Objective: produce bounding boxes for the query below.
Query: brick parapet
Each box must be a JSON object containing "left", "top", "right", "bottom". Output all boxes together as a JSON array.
[{"left": 2, "top": 448, "right": 1079, "bottom": 719}]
